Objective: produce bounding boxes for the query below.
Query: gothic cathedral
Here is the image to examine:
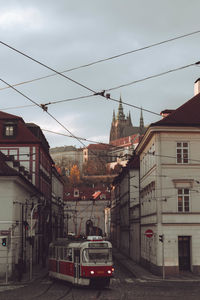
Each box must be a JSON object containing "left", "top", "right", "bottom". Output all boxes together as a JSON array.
[{"left": 109, "top": 96, "right": 145, "bottom": 142}]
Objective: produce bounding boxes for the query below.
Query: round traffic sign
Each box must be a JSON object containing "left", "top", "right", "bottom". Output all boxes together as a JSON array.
[{"left": 145, "top": 229, "right": 154, "bottom": 238}]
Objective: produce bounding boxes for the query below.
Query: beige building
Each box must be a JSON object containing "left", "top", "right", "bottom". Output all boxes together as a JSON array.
[
  {"left": 136, "top": 79, "right": 200, "bottom": 275},
  {"left": 111, "top": 79, "right": 200, "bottom": 276}
]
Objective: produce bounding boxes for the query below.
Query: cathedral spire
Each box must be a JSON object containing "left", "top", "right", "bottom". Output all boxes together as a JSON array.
[
  {"left": 112, "top": 110, "right": 116, "bottom": 122},
  {"left": 117, "top": 95, "right": 125, "bottom": 120},
  {"left": 139, "top": 107, "right": 144, "bottom": 134},
  {"left": 128, "top": 111, "right": 133, "bottom": 126}
]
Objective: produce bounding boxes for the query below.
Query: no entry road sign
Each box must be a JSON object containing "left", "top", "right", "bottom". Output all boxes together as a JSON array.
[{"left": 145, "top": 229, "right": 154, "bottom": 238}]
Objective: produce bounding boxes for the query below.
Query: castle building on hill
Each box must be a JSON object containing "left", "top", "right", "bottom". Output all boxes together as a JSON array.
[{"left": 109, "top": 96, "right": 145, "bottom": 142}]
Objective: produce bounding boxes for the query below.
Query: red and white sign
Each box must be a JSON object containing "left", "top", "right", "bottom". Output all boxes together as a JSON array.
[
  {"left": 0, "top": 230, "right": 10, "bottom": 236},
  {"left": 145, "top": 229, "right": 154, "bottom": 238}
]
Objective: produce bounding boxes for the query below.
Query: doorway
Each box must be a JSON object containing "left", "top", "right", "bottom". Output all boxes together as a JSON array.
[{"left": 178, "top": 236, "right": 190, "bottom": 271}]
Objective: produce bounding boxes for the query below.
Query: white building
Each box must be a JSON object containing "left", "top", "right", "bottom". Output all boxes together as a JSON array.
[
  {"left": 136, "top": 79, "right": 200, "bottom": 275},
  {"left": 110, "top": 157, "right": 140, "bottom": 260},
  {"left": 0, "top": 152, "right": 39, "bottom": 279}
]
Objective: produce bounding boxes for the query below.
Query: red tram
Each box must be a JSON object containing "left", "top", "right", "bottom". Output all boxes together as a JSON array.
[{"left": 48, "top": 236, "right": 114, "bottom": 287}]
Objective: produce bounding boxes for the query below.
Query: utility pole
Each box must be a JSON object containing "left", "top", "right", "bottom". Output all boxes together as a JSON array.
[{"left": 30, "top": 203, "right": 41, "bottom": 281}]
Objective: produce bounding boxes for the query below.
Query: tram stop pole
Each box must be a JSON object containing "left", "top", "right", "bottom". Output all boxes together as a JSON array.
[{"left": 159, "top": 234, "right": 165, "bottom": 280}]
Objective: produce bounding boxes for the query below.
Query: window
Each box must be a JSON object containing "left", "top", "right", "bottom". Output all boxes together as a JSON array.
[
  {"left": 64, "top": 248, "right": 72, "bottom": 261},
  {"left": 176, "top": 142, "right": 188, "bottom": 164},
  {"left": 178, "top": 188, "right": 190, "bottom": 212},
  {"left": 82, "top": 248, "right": 112, "bottom": 263},
  {"left": 4, "top": 124, "right": 16, "bottom": 137}
]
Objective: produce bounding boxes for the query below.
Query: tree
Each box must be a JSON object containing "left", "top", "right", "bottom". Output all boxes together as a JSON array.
[
  {"left": 69, "top": 165, "right": 81, "bottom": 186},
  {"left": 83, "top": 159, "right": 107, "bottom": 176}
]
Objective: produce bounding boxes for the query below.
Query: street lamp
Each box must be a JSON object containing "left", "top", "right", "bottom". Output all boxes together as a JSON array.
[{"left": 30, "top": 203, "right": 42, "bottom": 281}]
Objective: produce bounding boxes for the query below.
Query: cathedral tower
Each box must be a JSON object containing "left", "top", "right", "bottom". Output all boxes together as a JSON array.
[{"left": 109, "top": 96, "right": 145, "bottom": 142}]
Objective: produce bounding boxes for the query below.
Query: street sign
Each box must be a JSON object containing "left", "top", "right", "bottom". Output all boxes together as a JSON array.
[
  {"left": 145, "top": 229, "right": 154, "bottom": 238},
  {"left": 0, "top": 230, "right": 10, "bottom": 236}
]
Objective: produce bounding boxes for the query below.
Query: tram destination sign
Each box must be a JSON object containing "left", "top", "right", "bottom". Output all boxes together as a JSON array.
[{"left": 89, "top": 242, "right": 108, "bottom": 248}]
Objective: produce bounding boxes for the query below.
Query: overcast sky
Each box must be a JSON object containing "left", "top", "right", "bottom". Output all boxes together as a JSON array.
[{"left": 1, "top": 0, "right": 200, "bottom": 148}]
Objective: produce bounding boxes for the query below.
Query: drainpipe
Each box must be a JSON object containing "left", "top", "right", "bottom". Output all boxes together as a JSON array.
[
  {"left": 21, "top": 204, "right": 24, "bottom": 262},
  {"left": 139, "top": 165, "right": 141, "bottom": 264},
  {"left": 128, "top": 171, "right": 131, "bottom": 257}
]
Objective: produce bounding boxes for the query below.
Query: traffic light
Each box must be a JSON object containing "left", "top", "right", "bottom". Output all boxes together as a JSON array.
[
  {"left": 23, "top": 221, "right": 29, "bottom": 231},
  {"left": 2, "top": 238, "right": 6, "bottom": 247},
  {"left": 159, "top": 234, "right": 163, "bottom": 243}
]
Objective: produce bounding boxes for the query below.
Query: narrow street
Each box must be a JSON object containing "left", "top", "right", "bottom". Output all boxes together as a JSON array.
[{"left": 0, "top": 260, "right": 200, "bottom": 300}]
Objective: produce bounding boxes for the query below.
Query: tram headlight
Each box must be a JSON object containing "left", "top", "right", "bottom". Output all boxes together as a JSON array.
[
  {"left": 107, "top": 270, "right": 112, "bottom": 274},
  {"left": 90, "top": 270, "right": 95, "bottom": 275}
]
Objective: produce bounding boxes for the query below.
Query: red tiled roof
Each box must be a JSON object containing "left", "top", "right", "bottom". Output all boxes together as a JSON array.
[
  {"left": 0, "top": 111, "right": 22, "bottom": 120},
  {"left": 152, "top": 93, "right": 200, "bottom": 127},
  {"left": 0, "top": 111, "right": 43, "bottom": 144},
  {"left": 92, "top": 191, "right": 101, "bottom": 199},
  {"left": 87, "top": 144, "right": 113, "bottom": 150},
  {"left": 64, "top": 186, "right": 110, "bottom": 201},
  {"left": 110, "top": 134, "right": 139, "bottom": 147}
]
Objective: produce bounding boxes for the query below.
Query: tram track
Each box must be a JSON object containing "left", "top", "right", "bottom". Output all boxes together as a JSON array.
[
  {"left": 30, "top": 280, "right": 55, "bottom": 299},
  {"left": 29, "top": 279, "right": 74, "bottom": 300}
]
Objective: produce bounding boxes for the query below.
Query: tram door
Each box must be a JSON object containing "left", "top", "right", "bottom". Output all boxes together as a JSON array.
[{"left": 74, "top": 249, "right": 80, "bottom": 284}]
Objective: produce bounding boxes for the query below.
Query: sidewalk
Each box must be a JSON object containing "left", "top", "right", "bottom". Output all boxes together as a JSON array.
[
  {"left": 112, "top": 247, "right": 200, "bottom": 282},
  {"left": 0, "top": 264, "right": 48, "bottom": 286}
]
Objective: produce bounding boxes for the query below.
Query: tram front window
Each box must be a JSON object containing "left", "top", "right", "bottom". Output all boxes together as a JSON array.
[{"left": 82, "top": 248, "right": 112, "bottom": 263}]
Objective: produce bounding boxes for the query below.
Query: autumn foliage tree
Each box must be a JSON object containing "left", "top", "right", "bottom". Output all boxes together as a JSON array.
[
  {"left": 69, "top": 164, "right": 81, "bottom": 186},
  {"left": 83, "top": 159, "right": 107, "bottom": 175}
]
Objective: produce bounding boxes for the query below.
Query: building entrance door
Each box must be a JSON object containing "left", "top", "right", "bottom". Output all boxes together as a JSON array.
[{"left": 178, "top": 236, "right": 190, "bottom": 271}]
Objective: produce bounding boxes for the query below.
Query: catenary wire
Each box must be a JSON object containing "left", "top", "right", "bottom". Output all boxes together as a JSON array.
[
  {"left": 0, "top": 40, "right": 96, "bottom": 94},
  {"left": 106, "top": 61, "right": 200, "bottom": 91},
  {"left": 2, "top": 40, "right": 198, "bottom": 117},
  {"left": 147, "top": 151, "right": 200, "bottom": 164},
  {"left": 1, "top": 29, "right": 200, "bottom": 91},
  {"left": 0, "top": 78, "right": 118, "bottom": 164},
  {"left": 42, "top": 128, "right": 123, "bottom": 148}
]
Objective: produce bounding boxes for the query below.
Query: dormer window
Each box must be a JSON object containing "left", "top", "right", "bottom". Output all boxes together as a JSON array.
[
  {"left": 74, "top": 189, "right": 79, "bottom": 197},
  {"left": 3, "top": 123, "right": 17, "bottom": 138}
]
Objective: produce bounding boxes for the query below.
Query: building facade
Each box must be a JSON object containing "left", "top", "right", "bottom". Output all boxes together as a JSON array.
[
  {"left": 64, "top": 186, "right": 111, "bottom": 237},
  {"left": 136, "top": 85, "right": 200, "bottom": 275},
  {"left": 110, "top": 157, "right": 140, "bottom": 260},
  {"left": 111, "top": 80, "right": 200, "bottom": 276},
  {"left": 0, "top": 111, "right": 63, "bottom": 275},
  {"left": 0, "top": 152, "right": 39, "bottom": 278}
]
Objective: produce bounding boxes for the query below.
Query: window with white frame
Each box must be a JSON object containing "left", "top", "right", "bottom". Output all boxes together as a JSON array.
[
  {"left": 178, "top": 188, "right": 190, "bottom": 212},
  {"left": 176, "top": 142, "right": 189, "bottom": 164}
]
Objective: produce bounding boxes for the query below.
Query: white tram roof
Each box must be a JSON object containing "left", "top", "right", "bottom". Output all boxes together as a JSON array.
[{"left": 49, "top": 236, "right": 112, "bottom": 248}]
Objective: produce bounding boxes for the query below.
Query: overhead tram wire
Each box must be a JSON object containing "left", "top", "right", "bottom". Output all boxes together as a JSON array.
[
  {"left": 105, "top": 61, "right": 200, "bottom": 92},
  {"left": 0, "top": 94, "right": 96, "bottom": 111},
  {"left": 42, "top": 128, "right": 122, "bottom": 149},
  {"left": 0, "top": 78, "right": 119, "bottom": 163},
  {"left": 1, "top": 40, "right": 199, "bottom": 118},
  {"left": 0, "top": 40, "right": 95, "bottom": 94},
  {"left": 1, "top": 29, "right": 200, "bottom": 91},
  {"left": 0, "top": 78, "right": 88, "bottom": 148}
]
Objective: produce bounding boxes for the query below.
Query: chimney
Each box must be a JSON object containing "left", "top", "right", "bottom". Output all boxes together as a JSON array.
[
  {"left": 194, "top": 78, "right": 200, "bottom": 95},
  {"left": 160, "top": 109, "right": 175, "bottom": 118}
]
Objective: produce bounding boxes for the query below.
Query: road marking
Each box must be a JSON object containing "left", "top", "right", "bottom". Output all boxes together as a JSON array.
[
  {"left": 124, "top": 278, "right": 134, "bottom": 283},
  {"left": 136, "top": 279, "right": 147, "bottom": 282},
  {"left": 41, "top": 280, "right": 53, "bottom": 284},
  {"left": 0, "top": 285, "right": 25, "bottom": 292},
  {"left": 112, "top": 278, "right": 135, "bottom": 284}
]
